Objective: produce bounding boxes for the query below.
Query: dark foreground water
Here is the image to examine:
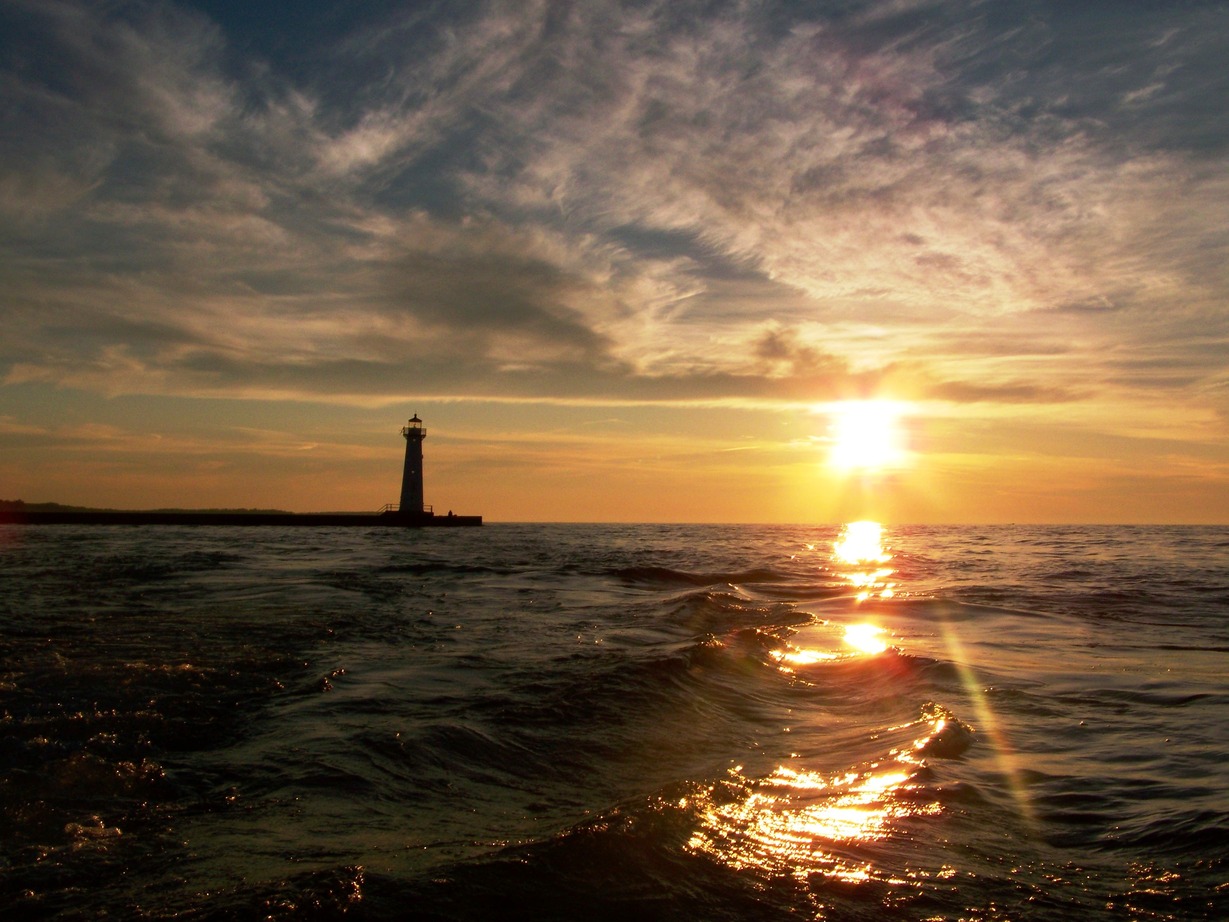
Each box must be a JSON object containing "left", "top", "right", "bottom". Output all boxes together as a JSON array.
[{"left": 1, "top": 522, "right": 1227, "bottom": 920}]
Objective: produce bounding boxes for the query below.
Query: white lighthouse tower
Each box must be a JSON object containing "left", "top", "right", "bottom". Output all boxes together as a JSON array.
[{"left": 399, "top": 415, "right": 426, "bottom": 514}]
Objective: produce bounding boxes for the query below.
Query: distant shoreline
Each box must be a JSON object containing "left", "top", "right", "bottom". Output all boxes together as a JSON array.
[{"left": 0, "top": 501, "right": 481, "bottom": 528}]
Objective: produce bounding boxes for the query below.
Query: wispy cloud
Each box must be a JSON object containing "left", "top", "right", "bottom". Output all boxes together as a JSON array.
[{"left": 1, "top": 0, "right": 1226, "bottom": 424}]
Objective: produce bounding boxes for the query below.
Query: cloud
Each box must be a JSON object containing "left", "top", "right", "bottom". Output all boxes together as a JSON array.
[
  {"left": 924, "top": 378, "right": 1086, "bottom": 406},
  {"left": 0, "top": 0, "right": 1226, "bottom": 421}
]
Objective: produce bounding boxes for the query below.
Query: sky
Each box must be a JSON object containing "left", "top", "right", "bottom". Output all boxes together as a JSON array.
[{"left": 1, "top": 0, "right": 1227, "bottom": 523}]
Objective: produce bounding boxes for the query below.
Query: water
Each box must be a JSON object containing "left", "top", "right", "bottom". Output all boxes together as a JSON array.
[{"left": 2, "top": 523, "right": 1227, "bottom": 920}]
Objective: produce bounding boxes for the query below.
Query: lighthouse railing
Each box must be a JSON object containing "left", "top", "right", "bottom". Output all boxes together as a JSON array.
[{"left": 379, "top": 503, "right": 433, "bottom": 515}]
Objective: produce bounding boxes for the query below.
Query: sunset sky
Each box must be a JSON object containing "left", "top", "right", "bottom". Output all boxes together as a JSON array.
[{"left": 2, "top": 0, "right": 1227, "bottom": 523}]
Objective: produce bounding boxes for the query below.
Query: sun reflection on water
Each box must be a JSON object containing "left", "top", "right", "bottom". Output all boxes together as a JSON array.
[
  {"left": 714, "top": 521, "right": 1021, "bottom": 899},
  {"left": 773, "top": 648, "right": 838, "bottom": 668},
  {"left": 833, "top": 521, "right": 896, "bottom": 602},
  {"left": 686, "top": 709, "right": 956, "bottom": 886},
  {"left": 771, "top": 522, "right": 903, "bottom": 673},
  {"left": 843, "top": 622, "right": 888, "bottom": 655},
  {"left": 833, "top": 520, "right": 889, "bottom": 565}
]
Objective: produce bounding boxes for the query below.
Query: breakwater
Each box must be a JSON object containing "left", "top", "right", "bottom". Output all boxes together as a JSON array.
[{"left": 0, "top": 509, "right": 481, "bottom": 527}]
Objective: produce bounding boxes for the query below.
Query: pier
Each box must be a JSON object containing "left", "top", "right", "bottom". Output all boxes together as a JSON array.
[
  {"left": 0, "top": 509, "right": 481, "bottom": 527},
  {"left": 0, "top": 416, "right": 482, "bottom": 527}
]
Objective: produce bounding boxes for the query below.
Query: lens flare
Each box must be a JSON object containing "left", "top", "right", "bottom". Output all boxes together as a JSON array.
[{"left": 937, "top": 621, "right": 1035, "bottom": 828}]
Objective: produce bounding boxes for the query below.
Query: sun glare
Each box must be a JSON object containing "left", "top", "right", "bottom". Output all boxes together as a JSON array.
[
  {"left": 833, "top": 521, "right": 897, "bottom": 601},
  {"left": 825, "top": 401, "right": 907, "bottom": 472},
  {"left": 843, "top": 623, "right": 889, "bottom": 655},
  {"left": 833, "top": 520, "right": 888, "bottom": 565}
]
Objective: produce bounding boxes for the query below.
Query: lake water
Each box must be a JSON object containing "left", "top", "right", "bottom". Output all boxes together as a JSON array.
[{"left": 2, "top": 522, "right": 1227, "bottom": 919}]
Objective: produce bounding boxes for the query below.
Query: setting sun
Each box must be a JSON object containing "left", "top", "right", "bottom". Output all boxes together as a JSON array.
[{"left": 825, "top": 401, "right": 908, "bottom": 472}]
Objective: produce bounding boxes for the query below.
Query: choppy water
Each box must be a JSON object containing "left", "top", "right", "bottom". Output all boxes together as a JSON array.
[{"left": 1, "top": 522, "right": 1227, "bottom": 920}]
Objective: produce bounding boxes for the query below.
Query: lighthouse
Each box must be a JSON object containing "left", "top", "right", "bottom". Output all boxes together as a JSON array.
[{"left": 399, "top": 415, "right": 426, "bottom": 514}]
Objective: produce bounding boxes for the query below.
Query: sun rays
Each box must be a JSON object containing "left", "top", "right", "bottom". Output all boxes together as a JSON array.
[{"left": 822, "top": 400, "right": 910, "bottom": 474}]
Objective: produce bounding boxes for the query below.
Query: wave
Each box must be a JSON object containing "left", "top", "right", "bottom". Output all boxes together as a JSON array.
[
  {"left": 1105, "top": 809, "right": 1229, "bottom": 858},
  {"left": 1079, "top": 686, "right": 1222, "bottom": 710},
  {"left": 334, "top": 704, "right": 978, "bottom": 921},
  {"left": 376, "top": 561, "right": 513, "bottom": 577},
  {"left": 4, "top": 523, "right": 1226, "bottom": 921},
  {"left": 606, "top": 564, "right": 791, "bottom": 587}
]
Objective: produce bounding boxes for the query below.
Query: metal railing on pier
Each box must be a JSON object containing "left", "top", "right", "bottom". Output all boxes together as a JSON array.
[{"left": 378, "top": 503, "right": 433, "bottom": 514}]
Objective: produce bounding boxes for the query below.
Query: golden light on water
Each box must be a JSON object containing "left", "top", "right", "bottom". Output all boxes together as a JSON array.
[
  {"left": 773, "top": 648, "right": 839, "bottom": 668},
  {"left": 687, "top": 765, "right": 917, "bottom": 883},
  {"left": 772, "top": 521, "right": 900, "bottom": 675},
  {"left": 833, "top": 520, "right": 889, "bottom": 565},
  {"left": 769, "top": 620, "right": 889, "bottom": 673},
  {"left": 736, "top": 523, "right": 1036, "bottom": 902},
  {"left": 720, "top": 528, "right": 1025, "bottom": 900},
  {"left": 686, "top": 711, "right": 953, "bottom": 886},
  {"left": 834, "top": 520, "right": 897, "bottom": 602},
  {"left": 843, "top": 623, "right": 889, "bottom": 655}
]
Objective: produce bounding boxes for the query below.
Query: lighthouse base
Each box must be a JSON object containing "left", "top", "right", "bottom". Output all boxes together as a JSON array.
[{"left": 382, "top": 509, "right": 483, "bottom": 527}]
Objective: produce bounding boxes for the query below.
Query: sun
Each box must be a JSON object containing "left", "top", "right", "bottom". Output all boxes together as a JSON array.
[{"left": 825, "top": 400, "right": 907, "bottom": 472}]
